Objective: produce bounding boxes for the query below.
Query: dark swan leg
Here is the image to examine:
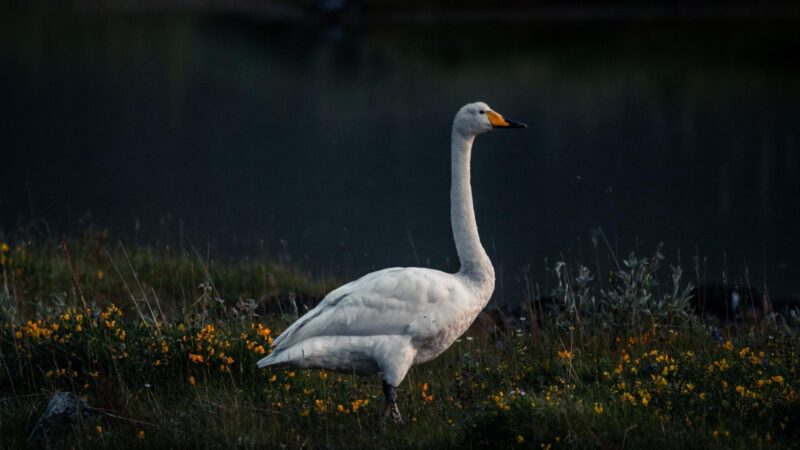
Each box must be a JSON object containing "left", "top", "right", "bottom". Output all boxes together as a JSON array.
[{"left": 382, "top": 380, "right": 404, "bottom": 425}]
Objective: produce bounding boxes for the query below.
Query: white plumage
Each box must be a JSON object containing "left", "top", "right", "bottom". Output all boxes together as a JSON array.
[{"left": 258, "top": 101, "right": 525, "bottom": 422}]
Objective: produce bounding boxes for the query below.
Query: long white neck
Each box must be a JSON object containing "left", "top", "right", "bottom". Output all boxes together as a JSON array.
[{"left": 451, "top": 130, "right": 495, "bottom": 286}]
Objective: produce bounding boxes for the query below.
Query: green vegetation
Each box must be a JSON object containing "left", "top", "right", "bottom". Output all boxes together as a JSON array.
[{"left": 1, "top": 234, "right": 798, "bottom": 448}]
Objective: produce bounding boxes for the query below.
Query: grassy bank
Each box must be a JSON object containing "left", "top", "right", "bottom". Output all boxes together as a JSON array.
[
  {"left": 0, "top": 231, "right": 334, "bottom": 320},
  {"left": 1, "top": 236, "right": 799, "bottom": 448}
]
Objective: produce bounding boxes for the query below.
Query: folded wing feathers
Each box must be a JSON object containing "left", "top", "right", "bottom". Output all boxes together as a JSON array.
[{"left": 268, "top": 267, "right": 451, "bottom": 353}]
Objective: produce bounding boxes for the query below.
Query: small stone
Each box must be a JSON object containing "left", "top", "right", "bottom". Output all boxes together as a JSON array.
[{"left": 27, "top": 392, "right": 93, "bottom": 446}]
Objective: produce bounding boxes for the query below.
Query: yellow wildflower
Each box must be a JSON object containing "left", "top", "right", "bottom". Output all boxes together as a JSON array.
[
  {"left": 351, "top": 399, "right": 368, "bottom": 412},
  {"left": 137, "top": 430, "right": 145, "bottom": 439},
  {"left": 557, "top": 350, "right": 573, "bottom": 361},
  {"left": 97, "top": 270, "right": 105, "bottom": 280},
  {"left": 422, "top": 382, "right": 434, "bottom": 402},
  {"left": 257, "top": 324, "right": 271, "bottom": 338},
  {"left": 593, "top": 402, "right": 604, "bottom": 414},
  {"left": 189, "top": 375, "right": 196, "bottom": 386},
  {"left": 639, "top": 390, "right": 651, "bottom": 406},
  {"left": 314, "top": 399, "right": 325, "bottom": 412},
  {"left": 337, "top": 404, "right": 345, "bottom": 413},
  {"left": 0, "top": 243, "right": 9, "bottom": 253},
  {"left": 95, "top": 425, "right": 103, "bottom": 434},
  {"left": 723, "top": 340, "right": 734, "bottom": 351},
  {"left": 772, "top": 375, "right": 785, "bottom": 384},
  {"left": 516, "top": 435, "right": 525, "bottom": 444}
]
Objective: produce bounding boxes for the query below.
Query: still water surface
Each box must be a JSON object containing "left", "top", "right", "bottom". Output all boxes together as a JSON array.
[{"left": 2, "top": 11, "right": 799, "bottom": 302}]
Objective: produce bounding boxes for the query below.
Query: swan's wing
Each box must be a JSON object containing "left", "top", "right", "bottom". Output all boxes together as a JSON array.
[{"left": 270, "top": 267, "right": 466, "bottom": 351}]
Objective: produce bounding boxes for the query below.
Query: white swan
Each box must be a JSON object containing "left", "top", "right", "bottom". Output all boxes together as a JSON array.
[{"left": 257, "top": 102, "right": 525, "bottom": 423}]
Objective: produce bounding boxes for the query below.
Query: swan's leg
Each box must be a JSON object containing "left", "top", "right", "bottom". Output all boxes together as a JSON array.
[
  {"left": 382, "top": 380, "right": 403, "bottom": 425},
  {"left": 376, "top": 337, "right": 414, "bottom": 428}
]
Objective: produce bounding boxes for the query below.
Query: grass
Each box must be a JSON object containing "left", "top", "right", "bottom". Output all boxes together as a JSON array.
[{"left": 1, "top": 233, "right": 799, "bottom": 449}]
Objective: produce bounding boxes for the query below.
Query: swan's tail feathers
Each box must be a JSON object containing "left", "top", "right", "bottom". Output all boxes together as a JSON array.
[
  {"left": 256, "top": 355, "right": 271, "bottom": 369},
  {"left": 256, "top": 350, "right": 286, "bottom": 369}
]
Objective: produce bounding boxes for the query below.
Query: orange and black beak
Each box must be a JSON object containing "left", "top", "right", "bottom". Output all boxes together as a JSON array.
[{"left": 487, "top": 110, "right": 527, "bottom": 129}]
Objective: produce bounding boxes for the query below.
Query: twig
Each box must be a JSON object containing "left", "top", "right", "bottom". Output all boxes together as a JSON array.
[
  {"left": 596, "top": 228, "right": 621, "bottom": 271},
  {"left": 60, "top": 239, "right": 94, "bottom": 329},
  {"left": 106, "top": 249, "right": 149, "bottom": 326},
  {"left": 620, "top": 424, "right": 637, "bottom": 449},
  {"left": 406, "top": 230, "right": 420, "bottom": 266},
  {"left": 119, "top": 242, "right": 159, "bottom": 328},
  {"left": 90, "top": 406, "right": 187, "bottom": 435},
  {"left": 197, "top": 398, "right": 290, "bottom": 418}
]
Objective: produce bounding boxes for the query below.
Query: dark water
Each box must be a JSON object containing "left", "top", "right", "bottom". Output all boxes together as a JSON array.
[{"left": 2, "top": 9, "right": 800, "bottom": 303}]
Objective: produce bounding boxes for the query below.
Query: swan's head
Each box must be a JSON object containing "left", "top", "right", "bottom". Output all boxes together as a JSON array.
[{"left": 453, "top": 101, "right": 526, "bottom": 137}]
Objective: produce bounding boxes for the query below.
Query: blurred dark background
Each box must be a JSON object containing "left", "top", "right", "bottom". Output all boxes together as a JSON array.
[{"left": 1, "top": 1, "right": 799, "bottom": 305}]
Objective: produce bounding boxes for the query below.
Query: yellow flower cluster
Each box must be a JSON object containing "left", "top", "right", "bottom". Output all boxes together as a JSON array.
[
  {"left": 491, "top": 391, "right": 510, "bottom": 411},
  {"left": 603, "top": 334, "right": 799, "bottom": 428},
  {"left": 98, "top": 305, "right": 128, "bottom": 346},
  {"left": 242, "top": 323, "right": 272, "bottom": 356},
  {"left": 21, "top": 320, "right": 54, "bottom": 340},
  {"left": 16, "top": 306, "right": 116, "bottom": 346},
  {"left": 350, "top": 398, "right": 369, "bottom": 412},
  {"left": 189, "top": 324, "right": 235, "bottom": 372},
  {"left": 489, "top": 387, "right": 532, "bottom": 412}
]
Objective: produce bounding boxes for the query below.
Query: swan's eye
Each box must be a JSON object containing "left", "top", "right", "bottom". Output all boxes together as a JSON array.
[{"left": 479, "top": 110, "right": 485, "bottom": 115}]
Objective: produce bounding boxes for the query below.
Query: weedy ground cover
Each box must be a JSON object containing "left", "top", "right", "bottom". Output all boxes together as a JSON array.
[{"left": 0, "top": 234, "right": 798, "bottom": 448}]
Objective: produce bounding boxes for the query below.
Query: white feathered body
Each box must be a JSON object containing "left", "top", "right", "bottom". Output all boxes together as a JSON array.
[
  {"left": 258, "top": 101, "right": 513, "bottom": 389},
  {"left": 257, "top": 267, "right": 493, "bottom": 385}
]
